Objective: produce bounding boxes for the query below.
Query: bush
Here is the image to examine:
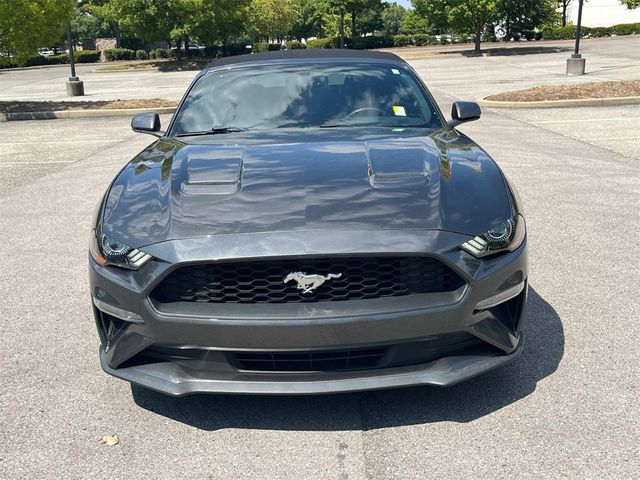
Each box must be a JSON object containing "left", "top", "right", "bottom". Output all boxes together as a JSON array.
[
  {"left": 610, "top": 23, "right": 640, "bottom": 35},
  {"left": 542, "top": 25, "right": 591, "bottom": 40},
  {"left": 412, "top": 34, "right": 437, "bottom": 46},
  {"left": 253, "top": 42, "right": 282, "bottom": 52},
  {"left": 75, "top": 49, "right": 100, "bottom": 63},
  {"left": 46, "top": 54, "right": 69, "bottom": 64},
  {"left": 287, "top": 40, "right": 305, "bottom": 49},
  {"left": 307, "top": 37, "right": 334, "bottom": 49},
  {"left": 393, "top": 34, "right": 413, "bottom": 47},
  {"left": 352, "top": 35, "right": 393, "bottom": 49},
  {"left": 23, "top": 55, "right": 50, "bottom": 66},
  {"left": 135, "top": 49, "right": 148, "bottom": 60},
  {"left": 104, "top": 48, "right": 136, "bottom": 61},
  {"left": 587, "top": 26, "right": 611, "bottom": 37}
]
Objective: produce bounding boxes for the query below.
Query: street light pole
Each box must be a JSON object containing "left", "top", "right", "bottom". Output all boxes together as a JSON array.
[
  {"left": 66, "top": 22, "right": 84, "bottom": 96},
  {"left": 566, "top": 0, "right": 586, "bottom": 74}
]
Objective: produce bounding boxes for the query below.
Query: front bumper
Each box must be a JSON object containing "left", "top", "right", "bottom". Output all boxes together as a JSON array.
[{"left": 90, "top": 229, "right": 528, "bottom": 396}]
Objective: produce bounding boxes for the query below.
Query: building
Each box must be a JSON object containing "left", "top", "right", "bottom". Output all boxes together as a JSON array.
[{"left": 567, "top": 0, "right": 640, "bottom": 27}]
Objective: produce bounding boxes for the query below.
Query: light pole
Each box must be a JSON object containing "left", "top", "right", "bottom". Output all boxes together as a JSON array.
[
  {"left": 66, "top": 22, "right": 84, "bottom": 96},
  {"left": 566, "top": 0, "right": 586, "bottom": 75}
]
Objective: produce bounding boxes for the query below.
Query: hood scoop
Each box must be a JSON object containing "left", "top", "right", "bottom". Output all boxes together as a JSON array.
[
  {"left": 366, "top": 140, "right": 432, "bottom": 189},
  {"left": 181, "top": 148, "right": 244, "bottom": 195}
]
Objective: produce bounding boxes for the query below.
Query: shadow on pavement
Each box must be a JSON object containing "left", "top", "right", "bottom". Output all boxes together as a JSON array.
[
  {"left": 449, "top": 46, "right": 572, "bottom": 57},
  {"left": 131, "top": 285, "right": 563, "bottom": 431}
]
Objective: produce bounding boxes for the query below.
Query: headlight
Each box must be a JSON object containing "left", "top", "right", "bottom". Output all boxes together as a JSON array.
[
  {"left": 90, "top": 230, "right": 152, "bottom": 270},
  {"left": 460, "top": 215, "right": 525, "bottom": 258}
]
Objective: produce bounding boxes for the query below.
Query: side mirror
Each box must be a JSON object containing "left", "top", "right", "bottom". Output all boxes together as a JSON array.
[
  {"left": 131, "top": 112, "right": 162, "bottom": 137},
  {"left": 449, "top": 101, "right": 481, "bottom": 127}
]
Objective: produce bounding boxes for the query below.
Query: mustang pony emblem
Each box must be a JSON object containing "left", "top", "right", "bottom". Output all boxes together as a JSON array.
[{"left": 283, "top": 272, "right": 342, "bottom": 294}]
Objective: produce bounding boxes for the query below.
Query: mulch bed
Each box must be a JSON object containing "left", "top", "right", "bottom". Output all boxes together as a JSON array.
[
  {"left": 486, "top": 80, "right": 640, "bottom": 102},
  {"left": 0, "top": 99, "right": 177, "bottom": 113}
]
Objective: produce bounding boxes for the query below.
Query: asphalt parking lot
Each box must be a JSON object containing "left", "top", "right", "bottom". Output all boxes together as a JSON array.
[{"left": 1, "top": 38, "right": 638, "bottom": 479}]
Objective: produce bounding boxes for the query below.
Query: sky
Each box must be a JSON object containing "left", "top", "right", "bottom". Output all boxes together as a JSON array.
[{"left": 390, "top": 0, "right": 412, "bottom": 8}]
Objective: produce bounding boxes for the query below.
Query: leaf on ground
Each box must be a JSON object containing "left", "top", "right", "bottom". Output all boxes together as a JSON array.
[{"left": 100, "top": 435, "right": 119, "bottom": 446}]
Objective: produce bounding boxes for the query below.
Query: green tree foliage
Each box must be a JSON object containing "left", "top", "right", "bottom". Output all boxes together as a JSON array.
[
  {"left": 291, "top": 0, "right": 326, "bottom": 40},
  {"left": 249, "top": 0, "right": 301, "bottom": 40},
  {"left": 381, "top": 3, "right": 406, "bottom": 36},
  {"left": 401, "top": 9, "right": 429, "bottom": 34},
  {"left": 0, "top": 0, "right": 75, "bottom": 63},
  {"left": 620, "top": 0, "right": 640, "bottom": 7},
  {"left": 498, "top": 0, "right": 556, "bottom": 40},
  {"left": 189, "top": 0, "right": 250, "bottom": 50}
]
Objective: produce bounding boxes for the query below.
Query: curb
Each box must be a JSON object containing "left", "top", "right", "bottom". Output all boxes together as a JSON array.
[
  {"left": 478, "top": 95, "right": 640, "bottom": 109},
  {"left": 0, "top": 106, "right": 176, "bottom": 122}
]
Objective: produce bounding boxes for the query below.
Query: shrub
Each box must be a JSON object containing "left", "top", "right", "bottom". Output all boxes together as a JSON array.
[
  {"left": 350, "top": 35, "right": 392, "bottom": 49},
  {"left": 23, "top": 55, "right": 50, "bottom": 66},
  {"left": 46, "top": 54, "right": 69, "bottom": 64},
  {"left": 610, "top": 23, "right": 640, "bottom": 35},
  {"left": 542, "top": 25, "right": 591, "bottom": 40},
  {"left": 104, "top": 48, "right": 136, "bottom": 61},
  {"left": 253, "top": 42, "right": 281, "bottom": 52},
  {"left": 307, "top": 37, "right": 334, "bottom": 49},
  {"left": 287, "top": 40, "right": 305, "bottom": 49},
  {"left": 75, "top": 49, "right": 100, "bottom": 63},
  {"left": 135, "top": 49, "right": 148, "bottom": 60},
  {"left": 393, "top": 34, "right": 413, "bottom": 47},
  {"left": 588, "top": 26, "right": 611, "bottom": 37},
  {"left": 412, "top": 34, "right": 437, "bottom": 46}
]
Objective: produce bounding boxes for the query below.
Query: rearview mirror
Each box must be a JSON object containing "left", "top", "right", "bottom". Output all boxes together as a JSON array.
[
  {"left": 131, "top": 112, "right": 162, "bottom": 136},
  {"left": 449, "top": 101, "right": 481, "bottom": 127}
]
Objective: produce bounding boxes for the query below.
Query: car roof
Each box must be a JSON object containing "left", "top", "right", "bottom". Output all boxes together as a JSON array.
[{"left": 205, "top": 49, "right": 405, "bottom": 70}]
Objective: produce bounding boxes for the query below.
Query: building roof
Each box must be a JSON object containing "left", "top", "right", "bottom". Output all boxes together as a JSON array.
[{"left": 205, "top": 49, "right": 404, "bottom": 69}]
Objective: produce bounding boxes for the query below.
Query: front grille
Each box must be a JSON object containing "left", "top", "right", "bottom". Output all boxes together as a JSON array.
[
  {"left": 151, "top": 256, "right": 466, "bottom": 304},
  {"left": 233, "top": 347, "right": 387, "bottom": 372}
]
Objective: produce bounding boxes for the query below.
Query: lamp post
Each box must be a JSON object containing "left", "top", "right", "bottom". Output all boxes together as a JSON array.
[
  {"left": 66, "top": 22, "right": 84, "bottom": 96},
  {"left": 566, "top": 0, "right": 586, "bottom": 75}
]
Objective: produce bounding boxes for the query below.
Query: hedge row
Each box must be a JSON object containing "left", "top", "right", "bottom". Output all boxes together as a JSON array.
[
  {"left": 253, "top": 42, "right": 282, "bottom": 53},
  {"left": 542, "top": 22, "right": 640, "bottom": 40}
]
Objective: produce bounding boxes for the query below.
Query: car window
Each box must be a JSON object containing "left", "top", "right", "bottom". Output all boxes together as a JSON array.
[{"left": 171, "top": 63, "right": 443, "bottom": 135}]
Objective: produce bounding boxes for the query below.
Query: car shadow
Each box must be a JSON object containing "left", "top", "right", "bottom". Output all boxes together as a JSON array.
[{"left": 131, "top": 285, "right": 563, "bottom": 431}]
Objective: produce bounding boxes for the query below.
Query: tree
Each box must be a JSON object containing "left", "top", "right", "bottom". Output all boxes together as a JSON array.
[
  {"left": 324, "top": 0, "right": 348, "bottom": 47},
  {"left": 401, "top": 9, "right": 429, "bottom": 35},
  {"left": 381, "top": 2, "right": 406, "bottom": 36},
  {"left": 620, "top": 0, "right": 640, "bottom": 7},
  {"left": 498, "top": 0, "right": 556, "bottom": 40},
  {"left": 0, "top": 0, "right": 75, "bottom": 64},
  {"left": 250, "top": 0, "right": 300, "bottom": 41},
  {"left": 557, "top": 0, "right": 572, "bottom": 26},
  {"left": 291, "top": 0, "right": 326, "bottom": 40},
  {"left": 449, "top": 0, "right": 499, "bottom": 52}
]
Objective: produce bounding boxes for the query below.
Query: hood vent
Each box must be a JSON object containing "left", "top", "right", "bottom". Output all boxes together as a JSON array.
[
  {"left": 181, "top": 148, "right": 244, "bottom": 195},
  {"left": 366, "top": 140, "right": 432, "bottom": 189}
]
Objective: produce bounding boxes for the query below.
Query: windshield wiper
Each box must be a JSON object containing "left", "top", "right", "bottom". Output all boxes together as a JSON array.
[
  {"left": 176, "top": 126, "right": 247, "bottom": 137},
  {"left": 319, "top": 123, "right": 354, "bottom": 128}
]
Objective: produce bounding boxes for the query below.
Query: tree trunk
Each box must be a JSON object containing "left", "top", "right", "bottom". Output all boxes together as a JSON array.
[
  {"left": 111, "top": 22, "right": 121, "bottom": 48},
  {"left": 339, "top": 10, "right": 345, "bottom": 48},
  {"left": 562, "top": 2, "right": 568, "bottom": 27},
  {"left": 351, "top": 11, "right": 357, "bottom": 39},
  {"left": 474, "top": 22, "right": 482, "bottom": 53}
]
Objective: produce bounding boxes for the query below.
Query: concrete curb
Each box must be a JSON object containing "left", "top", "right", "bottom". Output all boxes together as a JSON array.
[
  {"left": 0, "top": 106, "right": 176, "bottom": 122},
  {"left": 478, "top": 95, "right": 640, "bottom": 109}
]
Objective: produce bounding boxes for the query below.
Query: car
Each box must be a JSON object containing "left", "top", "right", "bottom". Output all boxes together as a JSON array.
[{"left": 89, "top": 49, "right": 528, "bottom": 396}]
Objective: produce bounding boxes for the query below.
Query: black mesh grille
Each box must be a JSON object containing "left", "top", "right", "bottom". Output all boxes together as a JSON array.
[
  {"left": 233, "top": 347, "right": 387, "bottom": 372},
  {"left": 151, "top": 256, "right": 465, "bottom": 304}
]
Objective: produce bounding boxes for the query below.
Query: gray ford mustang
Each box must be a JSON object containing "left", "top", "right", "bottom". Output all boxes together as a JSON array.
[{"left": 89, "top": 50, "right": 527, "bottom": 396}]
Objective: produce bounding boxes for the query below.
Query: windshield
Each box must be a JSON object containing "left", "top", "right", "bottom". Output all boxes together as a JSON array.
[{"left": 170, "top": 63, "right": 443, "bottom": 136}]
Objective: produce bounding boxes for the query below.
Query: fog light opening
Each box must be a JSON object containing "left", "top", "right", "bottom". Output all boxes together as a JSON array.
[
  {"left": 92, "top": 297, "right": 144, "bottom": 324},
  {"left": 475, "top": 282, "right": 525, "bottom": 311}
]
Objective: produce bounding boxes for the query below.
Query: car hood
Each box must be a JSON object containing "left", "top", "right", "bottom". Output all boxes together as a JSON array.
[{"left": 101, "top": 129, "right": 512, "bottom": 248}]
